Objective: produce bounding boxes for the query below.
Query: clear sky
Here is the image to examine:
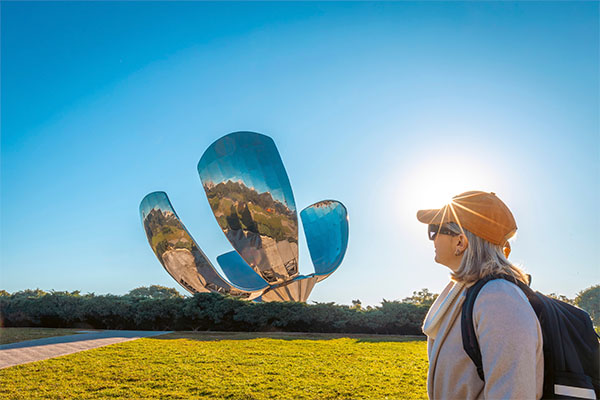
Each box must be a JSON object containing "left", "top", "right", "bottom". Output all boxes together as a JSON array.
[{"left": 1, "top": 1, "right": 598, "bottom": 306}]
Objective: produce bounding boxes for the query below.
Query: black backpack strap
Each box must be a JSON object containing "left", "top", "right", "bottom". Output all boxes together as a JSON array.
[
  {"left": 462, "top": 276, "right": 494, "bottom": 381},
  {"left": 461, "top": 274, "right": 531, "bottom": 382}
]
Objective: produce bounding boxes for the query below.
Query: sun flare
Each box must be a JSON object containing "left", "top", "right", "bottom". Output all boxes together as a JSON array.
[{"left": 395, "top": 155, "right": 503, "bottom": 224}]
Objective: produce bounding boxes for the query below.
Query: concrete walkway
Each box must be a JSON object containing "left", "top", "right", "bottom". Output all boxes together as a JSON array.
[{"left": 0, "top": 330, "right": 172, "bottom": 369}]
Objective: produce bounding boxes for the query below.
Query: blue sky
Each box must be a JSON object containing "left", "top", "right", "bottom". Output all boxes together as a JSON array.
[{"left": 1, "top": 2, "right": 598, "bottom": 306}]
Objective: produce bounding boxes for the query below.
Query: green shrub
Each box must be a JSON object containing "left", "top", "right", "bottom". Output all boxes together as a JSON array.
[
  {"left": 0, "top": 288, "right": 428, "bottom": 334},
  {"left": 575, "top": 284, "right": 600, "bottom": 326}
]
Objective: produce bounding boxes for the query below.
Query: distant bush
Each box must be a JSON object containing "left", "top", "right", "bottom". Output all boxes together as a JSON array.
[
  {"left": 127, "top": 285, "right": 183, "bottom": 300},
  {"left": 2, "top": 284, "right": 590, "bottom": 333},
  {"left": 575, "top": 285, "right": 599, "bottom": 327},
  {"left": 0, "top": 287, "right": 428, "bottom": 334},
  {"left": 402, "top": 288, "right": 439, "bottom": 307}
]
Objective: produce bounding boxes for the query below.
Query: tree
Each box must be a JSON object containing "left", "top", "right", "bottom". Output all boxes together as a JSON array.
[
  {"left": 127, "top": 285, "right": 183, "bottom": 299},
  {"left": 547, "top": 293, "right": 574, "bottom": 305},
  {"left": 402, "top": 288, "right": 439, "bottom": 307},
  {"left": 351, "top": 299, "right": 362, "bottom": 311},
  {"left": 11, "top": 289, "right": 47, "bottom": 298},
  {"left": 574, "top": 284, "right": 599, "bottom": 326}
]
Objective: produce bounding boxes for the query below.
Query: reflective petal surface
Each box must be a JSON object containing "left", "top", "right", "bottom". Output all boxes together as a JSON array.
[
  {"left": 139, "top": 191, "right": 262, "bottom": 299},
  {"left": 217, "top": 251, "right": 270, "bottom": 292},
  {"left": 300, "top": 200, "right": 349, "bottom": 281},
  {"left": 198, "top": 132, "right": 299, "bottom": 284},
  {"left": 260, "top": 275, "right": 318, "bottom": 302}
]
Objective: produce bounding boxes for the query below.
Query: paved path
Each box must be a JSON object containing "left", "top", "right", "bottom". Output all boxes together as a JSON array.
[{"left": 0, "top": 330, "right": 172, "bottom": 369}]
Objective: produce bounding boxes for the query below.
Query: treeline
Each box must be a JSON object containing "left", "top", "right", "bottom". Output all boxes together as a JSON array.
[
  {"left": 206, "top": 180, "right": 296, "bottom": 242},
  {"left": 2, "top": 285, "right": 596, "bottom": 333},
  {"left": 0, "top": 287, "right": 429, "bottom": 334},
  {"left": 206, "top": 180, "right": 294, "bottom": 218}
]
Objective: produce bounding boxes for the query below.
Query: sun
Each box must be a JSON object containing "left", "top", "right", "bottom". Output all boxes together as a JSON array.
[{"left": 394, "top": 155, "right": 502, "bottom": 223}]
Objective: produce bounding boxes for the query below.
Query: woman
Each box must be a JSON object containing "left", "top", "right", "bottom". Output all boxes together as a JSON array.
[{"left": 417, "top": 191, "right": 543, "bottom": 400}]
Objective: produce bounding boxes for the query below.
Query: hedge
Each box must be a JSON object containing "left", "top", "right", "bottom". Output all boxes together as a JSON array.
[{"left": 0, "top": 289, "right": 429, "bottom": 334}]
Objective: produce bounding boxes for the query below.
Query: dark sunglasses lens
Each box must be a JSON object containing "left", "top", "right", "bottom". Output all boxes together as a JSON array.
[
  {"left": 428, "top": 225, "right": 438, "bottom": 240},
  {"left": 442, "top": 227, "right": 458, "bottom": 236}
]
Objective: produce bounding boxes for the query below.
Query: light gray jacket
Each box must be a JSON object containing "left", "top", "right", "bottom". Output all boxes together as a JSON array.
[{"left": 426, "top": 279, "right": 544, "bottom": 400}]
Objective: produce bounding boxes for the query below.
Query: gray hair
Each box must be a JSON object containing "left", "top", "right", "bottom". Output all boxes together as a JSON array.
[{"left": 445, "top": 222, "right": 529, "bottom": 284}]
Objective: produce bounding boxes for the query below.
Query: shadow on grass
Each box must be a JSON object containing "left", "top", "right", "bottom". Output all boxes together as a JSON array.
[
  {"left": 150, "top": 331, "right": 426, "bottom": 343},
  {"left": 0, "top": 330, "right": 169, "bottom": 350},
  {"left": 0, "top": 327, "right": 94, "bottom": 346}
]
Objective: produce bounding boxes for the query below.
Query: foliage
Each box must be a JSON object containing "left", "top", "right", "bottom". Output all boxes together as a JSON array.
[
  {"left": 402, "top": 288, "right": 439, "bottom": 307},
  {"left": 574, "top": 284, "right": 600, "bottom": 326},
  {"left": 546, "top": 293, "right": 574, "bottom": 305},
  {"left": 2, "top": 285, "right": 588, "bottom": 334},
  {"left": 0, "top": 332, "right": 428, "bottom": 399},
  {"left": 351, "top": 299, "right": 362, "bottom": 310},
  {"left": 127, "top": 285, "right": 183, "bottom": 299},
  {"left": 0, "top": 288, "right": 428, "bottom": 334}
]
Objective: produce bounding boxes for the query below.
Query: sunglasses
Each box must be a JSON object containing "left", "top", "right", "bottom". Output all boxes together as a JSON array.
[{"left": 428, "top": 224, "right": 460, "bottom": 240}]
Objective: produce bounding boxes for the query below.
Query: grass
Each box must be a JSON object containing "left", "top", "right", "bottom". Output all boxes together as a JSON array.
[
  {"left": 0, "top": 331, "right": 428, "bottom": 399},
  {"left": 0, "top": 327, "right": 88, "bottom": 345}
]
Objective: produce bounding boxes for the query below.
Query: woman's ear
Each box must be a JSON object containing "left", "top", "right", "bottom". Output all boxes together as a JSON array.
[
  {"left": 454, "top": 233, "right": 469, "bottom": 257},
  {"left": 456, "top": 234, "right": 469, "bottom": 252}
]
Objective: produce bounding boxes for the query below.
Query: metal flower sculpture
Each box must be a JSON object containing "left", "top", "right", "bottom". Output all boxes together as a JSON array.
[{"left": 140, "top": 131, "right": 348, "bottom": 302}]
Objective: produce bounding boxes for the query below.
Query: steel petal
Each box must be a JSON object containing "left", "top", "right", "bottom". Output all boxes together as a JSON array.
[
  {"left": 198, "top": 131, "right": 299, "bottom": 285},
  {"left": 139, "top": 191, "right": 263, "bottom": 300},
  {"left": 217, "top": 251, "right": 270, "bottom": 292},
  {"left": 300, "top": 200, "right": 349, "bottom": 282}
]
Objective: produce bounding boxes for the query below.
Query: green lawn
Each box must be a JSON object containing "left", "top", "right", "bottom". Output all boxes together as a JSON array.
[
  {"left": 0, "top": 327, "right": 88, "bottom": 345},
  {"left": 0, "top": 331, "right": 428, "bottom": 399}
]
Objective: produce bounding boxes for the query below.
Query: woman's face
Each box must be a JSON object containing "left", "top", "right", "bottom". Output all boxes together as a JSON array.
[{"left": 430, "top": 225, "right": 467, "bottom": 272}]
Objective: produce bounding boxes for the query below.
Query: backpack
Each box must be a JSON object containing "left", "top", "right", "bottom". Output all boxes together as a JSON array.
[{"left": 461, "top": 274, "right": 600, "bottom": 399}]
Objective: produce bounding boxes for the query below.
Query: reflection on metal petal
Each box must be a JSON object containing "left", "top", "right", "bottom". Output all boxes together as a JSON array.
[
  {"left": 301, "top": 200, "right": 349, "bottom": 282},
  {"left": 140, "top": 131, "right": 349, "bottom": 303},
  {"left": 260, "top": 275, "right": 319, "bottom": 302},
  {"left": 139, "top": 191, "right": 262, "bottom": 300},
  {"left": 217, "top": 251, "right": 269, "bottom": 292},
  {"left": 198, "top": 131, "right": 299, "bottom": 285}
]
